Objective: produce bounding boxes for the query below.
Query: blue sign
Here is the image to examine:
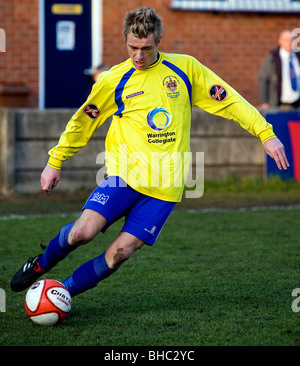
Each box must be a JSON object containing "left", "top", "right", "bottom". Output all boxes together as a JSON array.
[{"left": 265, "top": 110, "right": 300, "bottom": 181}]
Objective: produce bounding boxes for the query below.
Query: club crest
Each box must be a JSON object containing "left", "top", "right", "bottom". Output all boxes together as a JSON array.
[
  {"left": 163, "top": 75, "right": 180, "bottom": 99},
  {"left": 165, "top": 77, "right": 177, "bottom": 92}
]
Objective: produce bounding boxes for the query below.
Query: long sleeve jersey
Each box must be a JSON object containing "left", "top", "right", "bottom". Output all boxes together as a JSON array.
[{"left": 48, "top": 52, "right": 276, "bottom": 202}]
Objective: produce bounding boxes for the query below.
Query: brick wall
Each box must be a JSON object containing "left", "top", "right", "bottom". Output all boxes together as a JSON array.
[
  {"left": 0, "top": 0, "right": 39, "bottom": 107},
  {"left": 0, "top": 0, "right": 299, "bottom": 108}
]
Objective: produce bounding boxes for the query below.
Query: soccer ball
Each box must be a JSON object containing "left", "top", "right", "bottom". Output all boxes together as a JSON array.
[{"left": 25, "top": 279, "right": 71, "bottom": 326}]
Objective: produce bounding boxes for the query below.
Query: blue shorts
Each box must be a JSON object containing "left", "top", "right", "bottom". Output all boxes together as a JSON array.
[{"left": 83, "top": 176, "right": 176, "bottom": 245}]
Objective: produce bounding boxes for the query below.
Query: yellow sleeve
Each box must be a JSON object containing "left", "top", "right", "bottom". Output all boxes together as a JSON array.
[
  {"left": 191, "top": 59, "right": 276, "bottom": 144},
  {"left": 47, "top": 73, "right": 117, "bottom": 170}
]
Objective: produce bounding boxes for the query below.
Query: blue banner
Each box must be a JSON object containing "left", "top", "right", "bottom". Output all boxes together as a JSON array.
[{"left": 265, "top": 110, "right": 300, "bottom": 181}]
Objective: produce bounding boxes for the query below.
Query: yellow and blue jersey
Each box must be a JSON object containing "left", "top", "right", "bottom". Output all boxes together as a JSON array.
[{"left": 48, "top": 52, "right": 276, "bottom": 202}]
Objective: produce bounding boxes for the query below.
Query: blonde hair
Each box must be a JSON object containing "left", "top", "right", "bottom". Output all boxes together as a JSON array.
[{"left": 123, "top": 7, "right": 163, "bottom": 45}]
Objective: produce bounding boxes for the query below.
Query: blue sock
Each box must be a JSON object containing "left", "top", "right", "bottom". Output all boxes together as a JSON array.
[
  {"left": 38, "top": 223, "right": 76, "bottom": 271},
  {"left": 62, "top": 251, "right": 116, "bottom": 297}
]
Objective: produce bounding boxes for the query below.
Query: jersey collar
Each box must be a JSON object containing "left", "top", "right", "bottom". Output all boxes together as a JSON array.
[{"left": 147, "top": 51, "right": 163, "bottom": 69}]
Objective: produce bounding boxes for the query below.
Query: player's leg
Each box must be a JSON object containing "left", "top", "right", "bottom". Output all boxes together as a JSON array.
[
  {"left": 68, "top": 209, "right": 107, "bottom": 246},
  {"left": 62, "top": 232, "right": 144, "bottom": 296},
  {"left": 10, "top": 209, "right": 107, "bottom": 292},
  {"left": 62, "top": 195, "right": 176, "bottom": 297},
  {"left": 11, "top": 176, "right": 140, "bottom": 292},
  {"left": 38, "top": 209, "right": 107, "bottom": 271},
  {"left": 105, "top": 231, "right": 144, "bottom": 268}
]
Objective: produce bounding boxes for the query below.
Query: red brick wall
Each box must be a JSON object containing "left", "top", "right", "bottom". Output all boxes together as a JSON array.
[
  {"left": 1, "top": 0, "right": 299, "bottom": 107},
  {"left": 0, "top": 0, "right": 39, "bottom": 107}
]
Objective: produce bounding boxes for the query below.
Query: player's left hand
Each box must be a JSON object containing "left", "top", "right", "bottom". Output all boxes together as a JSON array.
[{"left": 263, "top": 137, "right": 290, "bottom": 171}]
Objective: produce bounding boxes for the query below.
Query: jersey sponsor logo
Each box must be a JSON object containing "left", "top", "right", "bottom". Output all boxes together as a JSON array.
[
  {"left": 83, "top": 103, "right": 101, "bottom": 119},
  {"left": 126, "top": 91, "right": 144, "bottom": 99},
  {"left": 209, "top": 85, "right": 228, "bottom": 102},
  {"left": 163, "top": 75, "right": 180, "bottom": 99},
  {"left": 147, "top": 131, "right": 176, "bottom": 144},
  {"left": 147, "top": 107, "right": 172, "bottom": 131}
]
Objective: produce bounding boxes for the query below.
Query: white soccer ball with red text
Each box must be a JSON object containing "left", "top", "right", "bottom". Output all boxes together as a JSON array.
[{"left": 25, "top": 279, "right": 71, "bottom": 326}]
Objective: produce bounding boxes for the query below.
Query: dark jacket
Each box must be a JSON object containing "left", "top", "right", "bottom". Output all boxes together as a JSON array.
[{"left": 259, "top": 47, "right": 300, "bottom": 107}]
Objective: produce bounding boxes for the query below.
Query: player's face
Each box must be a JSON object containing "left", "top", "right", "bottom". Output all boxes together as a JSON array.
[{"left": 126, "top": 32, "right": 159, "bottom": 70}]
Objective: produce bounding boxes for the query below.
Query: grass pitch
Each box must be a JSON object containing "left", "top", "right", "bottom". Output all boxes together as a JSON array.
[{"left": 1, "top": 202, "right": 300, "bottom": 346}]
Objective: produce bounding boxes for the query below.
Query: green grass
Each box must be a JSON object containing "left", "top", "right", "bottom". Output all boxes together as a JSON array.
[
  {"left": 1, "top": 176, "right": 300, "bottom": 216},
  {"left": 1, "top": 204, "right": 300, "bottom": 346},
  {"left": 182, "top": 176, "right": 300, "bottom": 209}
]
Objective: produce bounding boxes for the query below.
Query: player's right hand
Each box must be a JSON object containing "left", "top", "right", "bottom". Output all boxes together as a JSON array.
[{"left": 40, "top": 165, "right": 61, "bottom": 195}]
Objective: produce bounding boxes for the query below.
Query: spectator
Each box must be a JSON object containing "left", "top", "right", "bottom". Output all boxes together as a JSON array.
[{"left": 259, "top": 29, "right": 300, "bottom": 110}]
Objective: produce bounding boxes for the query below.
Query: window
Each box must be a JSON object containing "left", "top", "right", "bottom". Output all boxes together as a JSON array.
[{"left": 171, "top": 0, "right": 300, "bottom": 12}]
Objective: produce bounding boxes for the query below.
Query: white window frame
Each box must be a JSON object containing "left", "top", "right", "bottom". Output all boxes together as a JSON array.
[{"left": 171, "top": 0, "right": 300, "bottom": 13}]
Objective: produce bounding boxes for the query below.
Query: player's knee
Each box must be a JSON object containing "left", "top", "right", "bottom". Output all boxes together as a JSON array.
[{"left": 68, "top": 226, "right": 94, "bottom": 246}]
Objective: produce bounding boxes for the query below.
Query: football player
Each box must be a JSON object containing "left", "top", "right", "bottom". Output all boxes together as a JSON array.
[{"left": 11, "top": 7, "right": 289, "bottom": 298}]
